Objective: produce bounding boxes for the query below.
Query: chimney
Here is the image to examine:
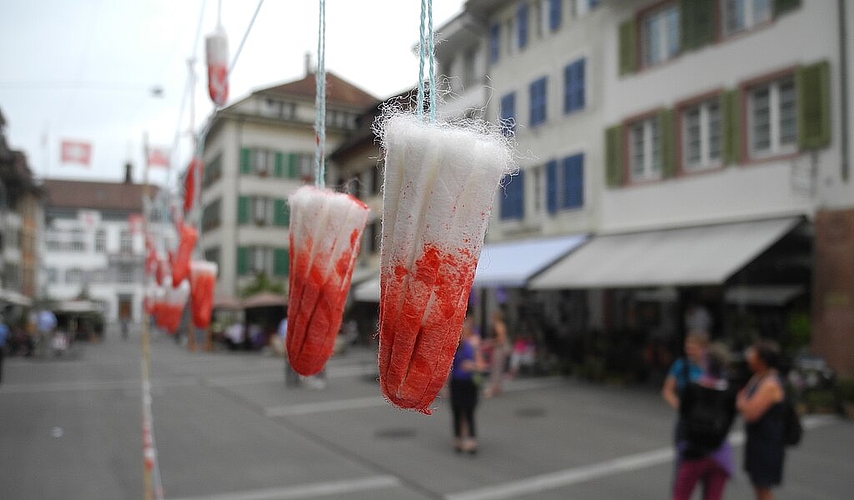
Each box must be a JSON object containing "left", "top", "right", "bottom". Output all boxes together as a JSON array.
[
  {"left": 305, "top": 52, "right": 312, "bottom": 76},
  {"left": 124, "top": 162, "right": 133, "bottom": 184}
]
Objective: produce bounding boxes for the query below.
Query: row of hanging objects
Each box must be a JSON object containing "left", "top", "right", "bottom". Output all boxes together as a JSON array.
[
  {"left": 285, "top": 0, "right": 371, "bottom": 377},
  {"left": 205, "top": 24, "right": 229, "bottom": 107},
  {"left": 286, "top": 187, "right": 369, "bottom": 375},
  {"left": 375, "top": 1, "right": 515, "bottom": 413}
]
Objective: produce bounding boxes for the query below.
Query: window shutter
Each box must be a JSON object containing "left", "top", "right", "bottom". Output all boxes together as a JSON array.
[
  {"left": 605, "top": 125, "right": 624, "bottom": 187},
  {"left": 722, "top": 89, "right": 741, "bottom": 164},
  {"left": 288, "top": 153, "right": 298, "bottom": 178},
  {"left": 237, "top": 246, "right": 249, "bottom": 276},
  {"left": 546, "top": 160, "right": 558, "bottom": 214},
  {"left": 680, "top": 0, "right": 715, "bottom": 51},
  {"left": 273, "top": 248, "right": 289, "bottom": 277},
  {"left": 563, "top": 154, "right": 584, "bottom": 209},
  {"left": 274, "top": 199, "right": 290, "bottom": 226},
  {"left": 797, "top": 60, "right": 831, "bottom": 151},
  {"left": 517, "top": 3, "right": 528, "bottom": 50},
  {"left": 659, "top": 108, "right": 676, "bottom": 178},
  {"left": 774, "top": 0, "right": 801, "bottom": 16},
  {"left": 274, "top": 152, "right": 284, "bottom": 178},
  {"left": 239, "top": 148, "right": 252, "bottom": 174},
  {"left": 514, "top": 170, "right": 525, "bottom": 219},
  {"left": 618, "top": 19, "right": 637, "bottom": 76},
  {"left": 237, "top": 196, "right": 249, "bottom": 224},
  {"left": 549, "top": 0, "right": 562, "bottom": 31}
]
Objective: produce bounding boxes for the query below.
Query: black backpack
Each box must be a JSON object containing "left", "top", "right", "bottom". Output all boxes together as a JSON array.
[{"left": 682, "top": 384, "right": 735, "bottom": 458}]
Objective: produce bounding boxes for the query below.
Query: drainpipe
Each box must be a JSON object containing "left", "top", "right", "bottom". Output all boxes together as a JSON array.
[{"left": 839, "top": 0, "right": 850, "bottom": 181}]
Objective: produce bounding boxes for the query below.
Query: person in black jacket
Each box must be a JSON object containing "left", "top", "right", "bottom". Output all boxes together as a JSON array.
[{"left": 673, "top": 344, "right": 736, "bottom": 500}]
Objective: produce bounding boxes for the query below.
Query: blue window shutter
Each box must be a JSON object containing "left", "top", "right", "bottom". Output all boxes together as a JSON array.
[
  {"left": 546, "top": 160, "right": 558, "bottom": 214},
  {"left": 490, "top": 24, "right": 500, "bottom": 63},
  {"left": 576, "top": 59, "right": 586, "bottom": 110},
  {"left": 500, "top": 172, "right": 525, "bottom": 220},
  {"left": 565, "top": 59, "right": 586, "bottom": 114},
  {"left": 500, "top": 92, "right": 516, "bottom": 136},
  {"left": 517, "top": 3, "right": 528, "bottom": 49},
  {"left": 562, "top": 154, "right": 584, "bottom": 209},
  {"left": 549, "top": 0, "right": 562, "bottom": 31}
]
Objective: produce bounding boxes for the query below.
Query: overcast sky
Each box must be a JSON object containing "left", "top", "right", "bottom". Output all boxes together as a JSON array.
[{"left": 0, "top": 0, "right": 464, "bottom": 188}]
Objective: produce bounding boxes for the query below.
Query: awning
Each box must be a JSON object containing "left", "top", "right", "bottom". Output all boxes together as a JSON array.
[
  {"left": 352, "top": 276, "right": 380, "bottom": 303},
  {"left": 725, "top": 285, "right": 804, "bottom": 306},
  {"left": 351, "top": 234, "right": 588, "bottom": 302},
  {"left": 0, "top": 289, "right": 32, "bottom": 307},
  {"left": 473, "top": 234, "right": 588, "bottom": 288},
  {"left": 530, "top": 217, "right": 801, "bottom": 289}
]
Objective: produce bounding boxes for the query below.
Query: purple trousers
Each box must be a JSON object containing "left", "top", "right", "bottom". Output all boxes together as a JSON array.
[{"left": 673, "top": 456, "right": 728, "bottom": 500}]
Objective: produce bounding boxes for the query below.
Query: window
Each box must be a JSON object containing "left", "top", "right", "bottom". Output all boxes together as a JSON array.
[
  {"left": 531, "top": 165, "right": 544, "bottom": 214},
  {"left": 70, "top": 228, "right": 85, "bottom": 252},
  {"left": 500, "top": 172, "right": 525, "bottom": 220},
  {"left": 120, "top": 230, "right": 133, "bottom": 254},
  {"left": 489, "top": 24, "right": 500, "bottom": 63},
  {"left": 564, "top": 58, "right": 586, "bottom": 114},
  {"left": 588, "top": 0, "right": 600, "bottom": 9},
  {"left": 548, "top": 0, "right": 562, "bottom": 31},
  {"left": 203, "top": 154, "right": 223, "bottom": 187},
  {"left": 748, "top": 76, "right": 797, "bottom": 157},
  {"left": 204, "top": 247, "right": 221, "bottom": 269},
  {"left": 91, "top": 268, "right": 109, "bottom": 283},
  {"left": 95, "top": 229, "right": 106, "bottom": 253},
  {"left": 249, "top": 247, "right": 272, "bottom": 275},
  {"left": 202, "top": 198, "right": 222, "bottom": 231},
  {"left": 529, "top": 77, "right": 548, "bottom": 127},
  {"left": 546, "top": 154, "right": 585, "bottom": 212},
  {"left": 253, "top": 197, "right": 270, "bottom": 225},
  {"left": 65, "top": 268, "right": 84, "bottom": 284},
  {"left": 298, "top": 154, "right": 313, "bottom": 179},
  {"left": 629, "top": 117, "right": 662, "bottom": 181},
  {"left": 642, "top": 4, "right": 680, "bottom": 67},
  {"left": 117, "top": 264, "right": 134, "bottom": 284},
  {"left": 47, "top": 267, "right": 58, "bottom": 284},
  {"left": 499, "top": 92, "right": 517, "bottom": 137},
  {"left": 682, "top": 98, "right": 722, "bottom": 171},
  {"left": 517, "top": 3, "right": 529, "bottom": 50},
  {"left": 462, "top": 48, "right": 477, "bottom": 87},
  {"left": 722, "top": 0, "right": 772, "bottom": 36},
  {"left": 253, "top": 149, "right": 273, "bottom": 176},
  {"left": 505, "top": 18, "right": 515, "bottom": 55}
]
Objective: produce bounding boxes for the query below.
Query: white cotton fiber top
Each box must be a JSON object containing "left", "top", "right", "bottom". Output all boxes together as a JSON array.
[{"left": 379, "top": 114, "right": 514, "bottom": 272}]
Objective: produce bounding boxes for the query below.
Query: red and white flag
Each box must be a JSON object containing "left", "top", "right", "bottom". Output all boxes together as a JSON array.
[
  {"left": 60, "top": 140, "right": 92, "bottom": 166},
  {"left": 147, "top": 147, "right": 171, "bottom": 169}
]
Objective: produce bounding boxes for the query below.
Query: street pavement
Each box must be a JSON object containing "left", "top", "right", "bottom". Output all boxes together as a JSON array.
[{"left": 1, "top": 328, "right": 852, "bottom": 500}]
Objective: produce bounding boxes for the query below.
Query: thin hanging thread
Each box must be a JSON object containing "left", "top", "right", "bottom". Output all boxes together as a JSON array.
[
  {"left": 314, "top": 0, "right": 327, "bottom": 188},
  {"left": 417, "top": 0, "right": 436, "bottom": 122}
]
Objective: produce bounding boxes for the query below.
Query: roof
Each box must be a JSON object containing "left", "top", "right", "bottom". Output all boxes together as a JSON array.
[
  {"left": 258, "top": 71, "right": 378, "bottom": 109},
  {"left": 42, "top": 179, "right": 156, "bottom": 212}
]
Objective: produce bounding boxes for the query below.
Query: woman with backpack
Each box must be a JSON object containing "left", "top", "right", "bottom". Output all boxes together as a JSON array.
[
  {"left": 737, "top": 339, "right": 787, "bottom": 500},
  {"left": 673, "top": 344, "right": 736, "bottom": 500}
]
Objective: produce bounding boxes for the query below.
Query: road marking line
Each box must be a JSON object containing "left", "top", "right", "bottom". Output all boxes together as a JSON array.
[
  {"left": 444, "top": 415, "right": 840, "bottom": 500},
  {"left": 266, "top": 396, "right": 389, "bottom": 417},
  {"left": 0, "top": 377, "right": 196, "bottom": 394},
  {"left": 208, "top": 364, "right": 377, "bottom": 387},
  {"left": 167, "top": 474, "right": 401, "bottom": 500}
]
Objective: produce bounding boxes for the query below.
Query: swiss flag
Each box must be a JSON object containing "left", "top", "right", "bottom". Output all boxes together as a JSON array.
[
  {"left": 60, "top": 140, "right": 92, "bottom": 166},
  {"left": 147, "top": 147, "right": 171, "bottom": 169}
]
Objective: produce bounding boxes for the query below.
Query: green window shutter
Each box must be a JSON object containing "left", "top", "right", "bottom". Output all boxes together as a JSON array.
[
  {"left": 722, "top": 89, "right": 742, "bottom": 165},
  {"left": 618, "top": 19, "right": 637, "bottom": 76},
  {"left": 237, "top": 246, "right": 249, "bottom": 276},
  {"left": 273, "top": 248, "right": 289, "bottom": 277},
  {"left": 274, "top": 152, "right": 284, "bottom": 178},
  {"left": 680, "top": 0, "right": 715, "bottom": 51},
  {"left": 273, "top": 199, "right": 290, "bottom": 226},
  {"left": 288, "top": 153, "right": 298, "bottom": 178},
  {"left": 239, "top": 148, "right": 252, "bottom": 174},
  {"left": 797, "top": 60, "right": 831, "bottom": 151},
  {"left": 774, "top": 0, "right": 801, "bottom": 17},
  {"left": 237, "top": 196, "right": 249, "bottom": 225},
  {"left": 605, "top": 125, "right": 624, "bottom": 187},
  {"left": 658, "top": 108, "right": 676, "bottom": 178}
]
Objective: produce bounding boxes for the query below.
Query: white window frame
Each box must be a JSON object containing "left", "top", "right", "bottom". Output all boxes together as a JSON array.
[
  {"left": 250, "top": 247, "right": 272, "bottom": 275},
  {"left": 722, "top": 0, "right": 772, "bottom": 37},
  {"left": 119, "top": 230, "right": 133, "bottom": 254},
  {"left": 682, "top": 98, "right": 722, "bottom": 171},
  {"left": 748, "top": 77, "right": 797, "bottom": 158},
  {"left": 531, "top": 164, "right": 544, "bottom": 215},
  {"left": 95, "top": 229, "right": 107, "bottom": 253},
  {"left": 642, "top": 4, "right": 680, "bottom": 67},
  {"left": 252, "top": 197, "right": 270, "bottom": 226},
  {"left": 252, "top": 149, "right": 273, "bottom": 176},
  {"left": 629, "top": 117, "right": 662, "bottom": 181}
]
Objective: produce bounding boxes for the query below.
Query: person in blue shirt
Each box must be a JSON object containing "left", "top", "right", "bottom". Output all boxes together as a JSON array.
[
  {"left": 662, "top": 330, "right": 709, "bottom": 409},
  {"left": 0, "top": 317, "right": 9, "bottom": 384}
]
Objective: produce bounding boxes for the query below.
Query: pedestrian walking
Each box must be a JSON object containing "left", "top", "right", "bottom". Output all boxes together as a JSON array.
[
  {"left": 36, "top": 309, "right": 57, "bottom": 358},
  {"left": 737, "top": 340, "right": 787, "bottom": 500},
  {"left": 0, "top": 317, "right": 8, "bottom": 384},
  {"left": 449, "top": 314, "right": 484, "bottom": 454},
  {"left": 484, "top": 309, "right": 509, "bottom": 398},
  {"left": 673, "top": 344, "right": 736, "bottom": 500}
]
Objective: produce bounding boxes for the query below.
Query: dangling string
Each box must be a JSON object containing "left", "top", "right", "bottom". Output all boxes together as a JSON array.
[
  {"left": 313, "top": 0, "right": 327, "bottom": 188},
  {"left": 416, "top": 0, "right": 436, "bottom": 122}
]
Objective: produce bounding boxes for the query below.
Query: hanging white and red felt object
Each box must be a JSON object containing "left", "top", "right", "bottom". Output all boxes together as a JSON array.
[
  {"left": 189, "top": 260, "right": 217, "bottom": 329},
  {"left": 376, "top": 115, "right": 513, "bottom": 414},
  {"left": 171, "top": 223, "right": 198, "bottom": 285},
  {"left": 286, "top": 186, "right": 369, "bottom": 376},
  {"left": 205, "top": 25, "right": 229, "bottom": 107},
  {"left": 183, "top": 157, "right": 203, "bottom": 216}
]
